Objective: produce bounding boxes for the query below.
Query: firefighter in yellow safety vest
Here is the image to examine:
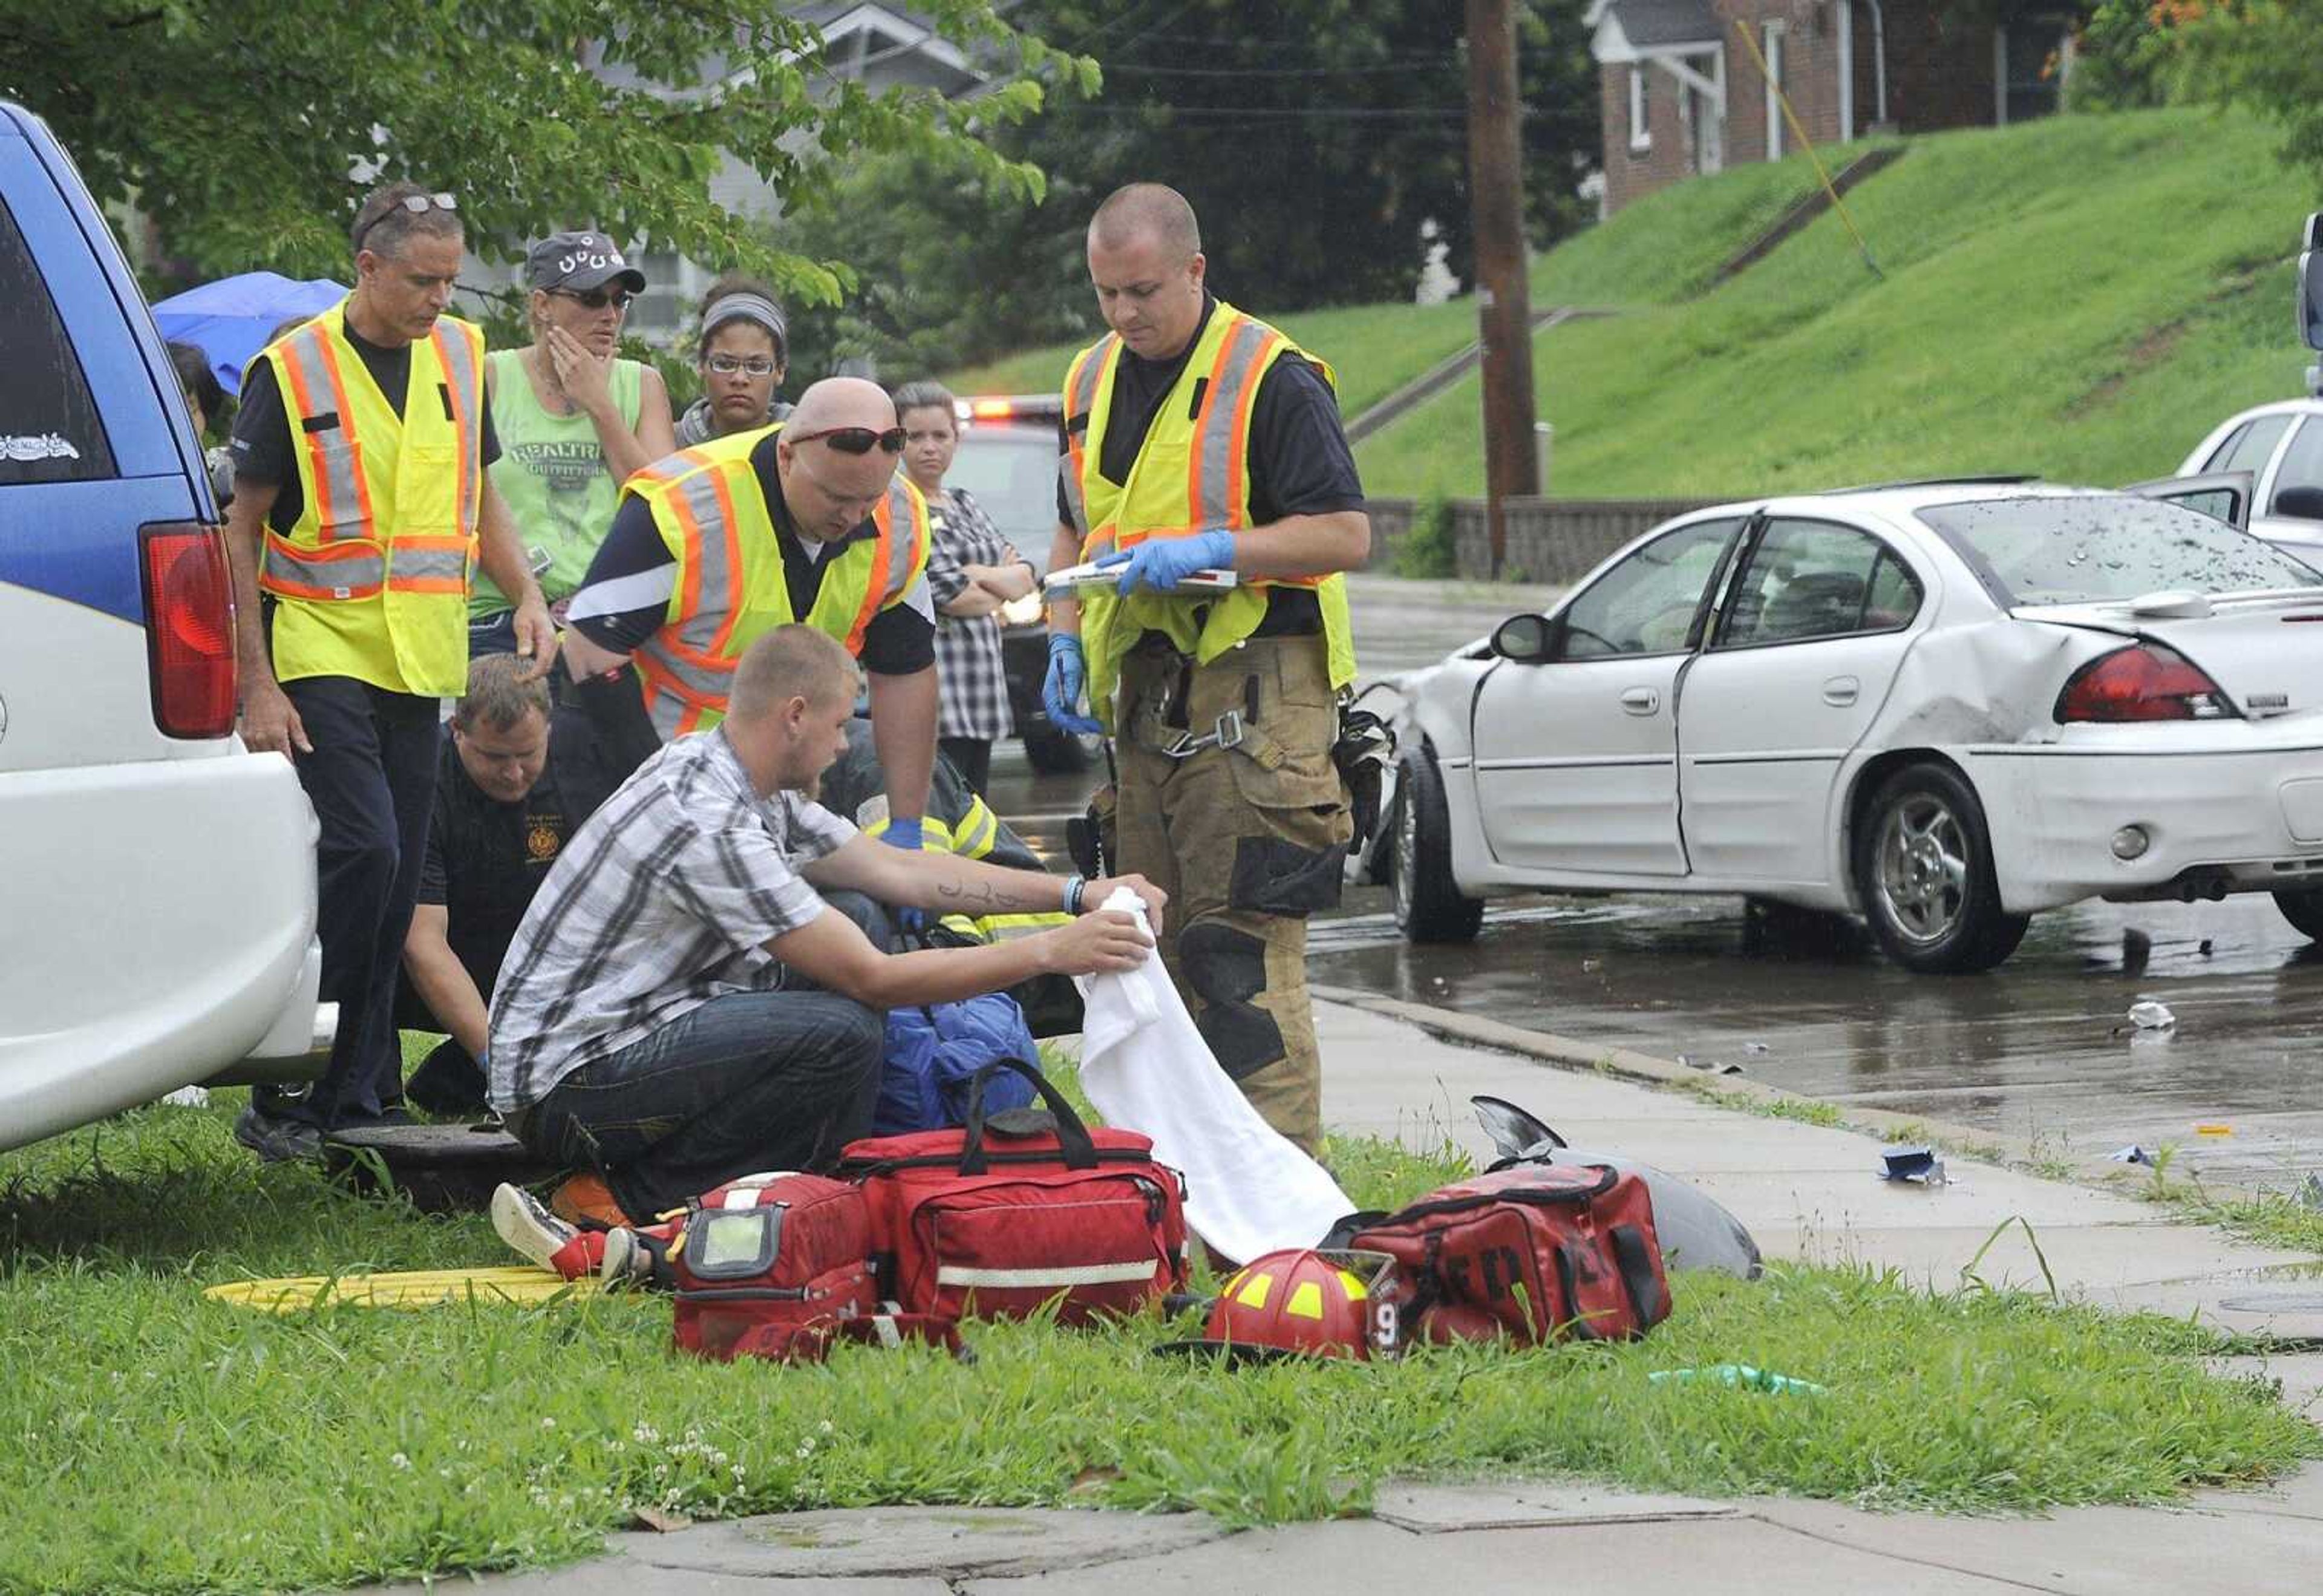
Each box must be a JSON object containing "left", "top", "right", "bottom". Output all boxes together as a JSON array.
[
  {"left": 221, "top": 182, "right": 558, "bottom": 1157},
  {"left": 558, "top": 376, "right": 941, "bottom": 855},
  {"left": 1042, "top": 184, "right": 1370, "bottom": 1156}
]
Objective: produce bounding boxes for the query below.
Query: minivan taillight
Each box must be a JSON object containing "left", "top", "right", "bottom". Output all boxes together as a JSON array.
[
  {"left": 140, "top": 522, "right": 237, "bottom": 739},
  {"left": 2055, "top": 643, "right": 2234, "bottom": 723}
]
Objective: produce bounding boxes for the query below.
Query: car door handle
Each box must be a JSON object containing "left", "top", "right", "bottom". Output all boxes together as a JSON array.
[
  {"left": 1822, "top": 675, "right": 1860, "bottom": 707},
  {"left": 1620, "top": 687, "right": 1660, "bottom": 715}
]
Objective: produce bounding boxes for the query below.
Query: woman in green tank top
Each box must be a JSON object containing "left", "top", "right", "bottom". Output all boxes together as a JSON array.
[{"left": 475, "top": 231, "right": 676, "bottom": 649}]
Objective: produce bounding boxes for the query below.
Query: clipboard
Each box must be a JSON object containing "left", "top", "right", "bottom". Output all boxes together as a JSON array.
[{"left": 1042, "top": 560, "right": 1239, "bottom": 595}]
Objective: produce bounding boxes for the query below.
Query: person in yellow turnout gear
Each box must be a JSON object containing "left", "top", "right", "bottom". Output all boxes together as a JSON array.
[
  {"left": 1042, "top": 184, "right": 1371, "bottom": 1155},
  {"left": 558, "top": 377, "right": 941, "bottom": 861},
  {"left": 222, "top": 181, "right": 558, "bottom": 1159}
]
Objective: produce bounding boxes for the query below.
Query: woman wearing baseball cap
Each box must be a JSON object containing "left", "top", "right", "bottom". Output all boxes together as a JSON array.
[
  {"left": 674, "top": 271, "right": 794, "bottom": 445},
  {"left": 474, "top": 231, "right": 676, "bottom": 653}
]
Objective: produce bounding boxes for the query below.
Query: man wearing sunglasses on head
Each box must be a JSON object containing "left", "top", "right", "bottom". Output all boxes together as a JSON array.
[
  {"left": 472, "top": 232, "right": 676, "bottom": 658},
  {"left": 221, "top": 180, "right": 560, "bottom": 1160},
  {"left": 1041, "top": 183, "right": 1371, "bottom": 1158},
  {"left": 558, "top": 377, "right": 940, "bottom": 847}
]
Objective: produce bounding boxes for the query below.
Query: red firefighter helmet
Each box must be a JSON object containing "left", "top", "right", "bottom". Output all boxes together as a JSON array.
[{"left": 1200, "top": 1249, "right": 1393, "bottom": 1361}]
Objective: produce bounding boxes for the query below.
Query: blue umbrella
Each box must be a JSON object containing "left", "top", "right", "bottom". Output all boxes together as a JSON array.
[{"left": 152, "top": 272, "right": 347, "bottom": 397}]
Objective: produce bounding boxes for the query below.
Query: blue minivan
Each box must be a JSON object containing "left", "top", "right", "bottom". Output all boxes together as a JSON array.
[{"left": 0, "top": 100, "right": 328, "bottom": 1149}]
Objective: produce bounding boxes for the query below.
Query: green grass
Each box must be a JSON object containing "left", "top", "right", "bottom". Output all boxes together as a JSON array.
[
  {"left": 1361, "top": 108, "right": 2318, "bottom": 499},
  {"left": 3, "top": 1072, "right": 2316, "bottom": 1595}
]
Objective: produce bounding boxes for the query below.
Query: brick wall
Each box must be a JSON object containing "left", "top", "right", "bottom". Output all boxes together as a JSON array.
[{"left": 1882, "top": 2, "right": 1996, "bottom": 132}]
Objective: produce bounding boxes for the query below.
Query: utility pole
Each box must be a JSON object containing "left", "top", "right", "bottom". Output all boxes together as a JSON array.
[{"left": 1465, "top": 0, "right": 1538, "bottom": 577}]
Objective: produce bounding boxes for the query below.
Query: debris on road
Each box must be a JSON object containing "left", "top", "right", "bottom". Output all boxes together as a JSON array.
[
  {"left": 2108, "top": 1145, "right": 2155, "bottom": 1166},
  {"left": 1676, "top": 1053, "right": 1743, "bottom": 1075},
  {"left": 1648, "top": 1364, "right": 1828, "bottom": 1396},
  {"left": 1742, "top": 1041, "right": 1771, "bottom": 1056},
  {"left": 2195, "top": 1122, "right": 2233, "bottom": 1138},
  {"left": 2127, "top": 1000, "right": 2176, "bottom": 1031},
  {"left": 1880, "top": 1145, "right": 1947, "bottom": 1185}
]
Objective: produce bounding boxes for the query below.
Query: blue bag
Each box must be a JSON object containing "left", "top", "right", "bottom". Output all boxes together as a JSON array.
[{"left": 872, "top": 993, "right": 1040, "bottom": 1135}]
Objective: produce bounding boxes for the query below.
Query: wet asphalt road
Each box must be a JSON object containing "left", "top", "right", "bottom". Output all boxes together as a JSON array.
[{"left": 987, "top": 575, "right": 2323, "bottom": 1186}]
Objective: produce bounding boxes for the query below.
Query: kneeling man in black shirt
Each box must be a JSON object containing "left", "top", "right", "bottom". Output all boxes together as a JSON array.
[{"left": 396, "top": 654, "right": 590, "bottom": 1113}]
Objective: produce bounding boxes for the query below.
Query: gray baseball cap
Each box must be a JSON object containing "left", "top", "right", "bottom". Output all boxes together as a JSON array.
[{"left": 524, "top": 231, "right": 647, "bottom": 294}]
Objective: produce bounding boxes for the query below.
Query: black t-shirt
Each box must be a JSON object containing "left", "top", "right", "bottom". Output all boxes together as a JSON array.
[
  {"left": 1057, "top": 295, "right": 1364, "bottom": 632},
  {"left": 229, "top": 322, "right": 500, "bottom": 535},
  {"left": 416, "top": 735, "right": 579, "bottom": 998},
  {"left": 570, "top": 432, "right": 936, "bottom": 676}
]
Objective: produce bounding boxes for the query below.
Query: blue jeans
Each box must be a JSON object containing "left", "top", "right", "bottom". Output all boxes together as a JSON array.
[{"left": 517, "top": 894, "right": 890, "bottom": 1217}]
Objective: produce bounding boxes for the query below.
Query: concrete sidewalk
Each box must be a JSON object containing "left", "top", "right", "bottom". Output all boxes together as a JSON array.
[{"left": 367, "top": 999, "right": 2323, "bottom": 1596}]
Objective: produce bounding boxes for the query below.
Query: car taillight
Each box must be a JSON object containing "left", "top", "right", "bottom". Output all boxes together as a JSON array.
[
  {"left": 968, "top": 397, "right": 1015, "bottom": 420},
  {"left": 140, "top": 522, "right": 238, "bottom": 739},
  {"left": 2055, "top": 643, "right": 2235, "bottom": 723}
]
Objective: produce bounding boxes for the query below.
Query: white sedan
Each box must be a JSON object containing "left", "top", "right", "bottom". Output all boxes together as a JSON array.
[{"left": 1373, "top": 481, "right": 2323, "bottom": 972}]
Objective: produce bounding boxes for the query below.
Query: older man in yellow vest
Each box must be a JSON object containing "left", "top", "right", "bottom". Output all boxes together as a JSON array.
[
  {"left": 1042, "top": 183, "right": 1370, "bottom": 1155},
  {"left": 223, "top": 180, "right": 557, "bottom": 1159},
  {"left": 558, "top": 376, "right": 939, "bottom": 849}
]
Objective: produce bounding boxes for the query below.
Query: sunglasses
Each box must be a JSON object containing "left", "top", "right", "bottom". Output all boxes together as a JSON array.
[
  {"left": 354, "top": 191, "right": 457, "bottom": 253},
  {"left": 705, "top": 353, "right": 778, "bottom": 376},
  {"left": 550, "top": 286, "right": 633, "bottom": 311},
  {"left": 789, "top": 425, "right": 906, "bottom": 456}
]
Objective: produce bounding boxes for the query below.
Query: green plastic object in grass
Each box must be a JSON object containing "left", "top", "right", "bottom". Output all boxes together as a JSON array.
[{"left": 1648, "top": 1364, "right": 1829, "bottom": 1396}]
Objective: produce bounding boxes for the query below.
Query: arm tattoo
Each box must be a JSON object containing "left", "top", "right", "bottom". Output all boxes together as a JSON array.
[{"left": 935, "top": 880, "right": 1027, "bottom": 910}]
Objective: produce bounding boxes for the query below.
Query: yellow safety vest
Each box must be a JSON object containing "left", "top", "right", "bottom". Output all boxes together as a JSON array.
[
  {"left": 861, "top": 798, "right": 1071, "bottom": 941},
  {"left": 622, "top": 425, "right": 931, "bottom": 738},
  {"left": 1061, "top": 300, "right": 1358, "bottom": 730},
  {"left": 255, "top": 299, "right": 483, "bottom": 696}
]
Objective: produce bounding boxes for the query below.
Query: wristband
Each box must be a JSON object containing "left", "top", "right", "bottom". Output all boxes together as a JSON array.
[{"left": 1063, "top": 874, "right": 1086, "bottom": 915}]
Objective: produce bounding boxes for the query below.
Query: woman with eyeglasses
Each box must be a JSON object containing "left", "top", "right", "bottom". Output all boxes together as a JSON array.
[
  {"left": 473, "top": 231, "right": 676, "bottom": 654},
  {"left": 675, "top": 272, "right": 793, "bottom": 445},
  {"left": 890, "top": 380, "right": 1035, "bottom": 797}
]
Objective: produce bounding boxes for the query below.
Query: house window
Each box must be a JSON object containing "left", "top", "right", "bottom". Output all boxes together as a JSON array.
[
  {"left": 1997, "top": 16, "right": 2067, "bottom": 125},
  {"left": 1763, "top": 21, "right": 1786, "bottom": 161},
  {"left": 1629, "top": 66, "right": 1651, "bottom": 152}
]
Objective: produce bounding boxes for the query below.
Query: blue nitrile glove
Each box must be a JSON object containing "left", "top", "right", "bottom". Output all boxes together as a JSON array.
[
  {"left": 1093, "top": 529, "right": 1236, "bottom": 595},
  {"left": 880, "top": 816, "right": 928, "bottom": 932},
  {"left": 1042, "top": 633, "right": 1105, "bottom": 736}
]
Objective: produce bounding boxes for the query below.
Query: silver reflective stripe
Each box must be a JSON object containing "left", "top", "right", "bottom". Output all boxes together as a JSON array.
[
  {"left": 634, "top": 639, "right": 730, "bottom": 737},
  {"left": 1060, "top": 341, "right": 1110, "bottom": 539},
  {"left": 263, "top": 542, "right": 384, "bottom": 596},
  {"left": 935, "top": 1261, "right": 1156, "bottom": 1289},
  {"left": 672, "top": 468, "right": 738, "bottom": 656},
  {"left": 279, "top": 329, "right": 365, "bottom": 536},
  {"left": 433, "top": 326, "right": 485, "bottom": 530},
  {"left": 874, "top": 479, "right": 922, "bottom": 600},
  {"left": 1192, "top": 317, "right": 1276, "bottom": 530},
  {"left": 870, "top": 1315, "right": 903, "bottom": 1350},
  {"left": 392, "top": 545, "right": 468, "bottom": 583}
]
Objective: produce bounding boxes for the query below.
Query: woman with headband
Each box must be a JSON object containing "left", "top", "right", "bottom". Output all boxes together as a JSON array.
[{"left": 675, "top": 273, "right": 793, "bottom": 445}]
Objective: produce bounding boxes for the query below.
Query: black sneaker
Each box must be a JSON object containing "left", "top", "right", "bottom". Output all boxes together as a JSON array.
[{"left": 234, "top": 1102, "right": 324, "bottom": 1163}]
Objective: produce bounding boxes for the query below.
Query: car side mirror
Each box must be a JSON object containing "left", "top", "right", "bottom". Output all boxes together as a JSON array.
[
  {"left": 1491, "top": 613, "right": 1555, "bottom": 663},
  {"left": 2275, "top": 485, "right": 2323, "bottom": 522}
]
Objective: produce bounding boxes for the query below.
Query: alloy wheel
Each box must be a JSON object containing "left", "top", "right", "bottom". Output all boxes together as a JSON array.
[{"left": 1873, "top": 793, "right": 1970, "bottom": 946}]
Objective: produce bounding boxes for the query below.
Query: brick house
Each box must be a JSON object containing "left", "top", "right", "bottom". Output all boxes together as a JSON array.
[{"left": 1589, "top": 0, "right": 2079, "bottom": 214}]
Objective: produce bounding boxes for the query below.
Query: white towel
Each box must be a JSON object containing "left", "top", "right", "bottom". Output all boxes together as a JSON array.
[{"left": 1074, "top": 887, "right": 1354, "bottom": 1264}]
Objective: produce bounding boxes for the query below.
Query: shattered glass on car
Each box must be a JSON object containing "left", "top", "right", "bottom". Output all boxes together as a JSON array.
[{"left": 1917, "top": 495, "right": 2323, "bottom": 607}]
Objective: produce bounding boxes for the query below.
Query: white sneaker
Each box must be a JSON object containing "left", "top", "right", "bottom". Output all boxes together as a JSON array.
[
  {"left": 599, "top": 1225, "right": 655, "bottom": 1289},
  {"left": 491, "top": 1181, "right": 580, "bottom": 1272}
]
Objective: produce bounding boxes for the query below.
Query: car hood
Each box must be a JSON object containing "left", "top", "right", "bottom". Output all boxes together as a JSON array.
[{"left": 2013, "top": 587, "right": 2323, "bottom": 716}]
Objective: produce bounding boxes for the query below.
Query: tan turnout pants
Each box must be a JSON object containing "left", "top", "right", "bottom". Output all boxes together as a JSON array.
[{"left": 1111, "top": 633, "right": 1351, "bottom": 1155}]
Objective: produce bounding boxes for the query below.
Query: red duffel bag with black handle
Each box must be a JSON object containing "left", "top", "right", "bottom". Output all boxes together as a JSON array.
[
  {"left": 1352, "top": 1162, "right": 1671, "bottom": 1347},
  {"left": 838, "top": 1058, "right": 1189, "bottom": 1325}
]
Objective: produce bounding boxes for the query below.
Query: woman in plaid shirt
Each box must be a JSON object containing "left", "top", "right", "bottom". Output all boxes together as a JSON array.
[{"left": 894, "top": 381, "right": 1037, "bottom": 796}]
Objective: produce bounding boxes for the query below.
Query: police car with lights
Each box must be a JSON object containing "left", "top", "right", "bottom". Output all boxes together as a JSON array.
[
  {"left": 1, "top": 100, "right": 328, "bottom": 1149},
  {"left": 946, "top": 393, "right": 1102, "bottom": 773}
]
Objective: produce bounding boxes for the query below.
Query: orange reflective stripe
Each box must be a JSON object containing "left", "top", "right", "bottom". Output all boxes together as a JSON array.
[
  {"left": 388, "top": 534, "right": 472, "bottom": 594},
  {"left": 846, "top": 494, "right": 900, "bottom": 655},
  {"left": 701, "top": 466, "right": 749, "bottom": 658},
  {"left": 260, "top": 536, "right": 385, "bottom": 600},
  {"left": 306, "top": 332, "right": 377, "bottom": 538},
  {"left": 430, "top": 324, "right": 479, "bottom": 531},
  {"left": 1224, "top": 330, "right": 1283, "bottom": 531},
  {"left": 1186, "top": 319, "right": 1246, "bottom": 531}
]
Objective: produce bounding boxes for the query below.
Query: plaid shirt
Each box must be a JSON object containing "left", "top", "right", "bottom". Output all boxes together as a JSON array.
[
  {"left": 924, "top": 487, "right": 1019, "bottom": 741},
  {"left": 486, "top": 728, "right": 857, "bottom": 1113}
]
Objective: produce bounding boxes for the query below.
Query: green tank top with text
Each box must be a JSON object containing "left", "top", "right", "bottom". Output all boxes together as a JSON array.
[{"left": 475, "top": 348, "right": 644, "bottom": 617}]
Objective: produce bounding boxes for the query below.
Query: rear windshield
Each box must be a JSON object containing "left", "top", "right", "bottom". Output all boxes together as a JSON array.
[
  {"left": 0, "top": 191, "right": 113, "bottom": 485},
  {"left": 1916, "top": 495, "right": 2321, "bottom": 606},
  {"left": 947, "top": 427, "right": 1059, "bottom": 563}
]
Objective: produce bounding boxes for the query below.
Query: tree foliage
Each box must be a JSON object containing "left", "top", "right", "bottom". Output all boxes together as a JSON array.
[
  {"left": 0, "top": 0, "right": 1091, "bottom": 303},
  {"left": 771, "top": 0, "right": 1601, "bottom": 378},
  {"left": 2168, "top": 2, "right": 2323, "bottom": 186}
]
